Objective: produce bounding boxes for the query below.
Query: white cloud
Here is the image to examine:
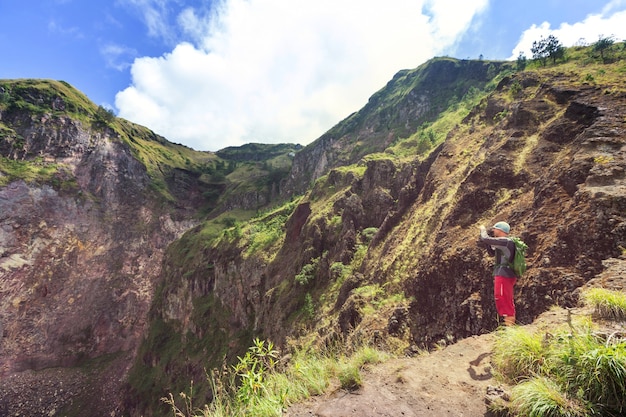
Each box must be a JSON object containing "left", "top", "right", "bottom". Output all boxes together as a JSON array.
[
  {"left": 118, "top": 0, "right": 178, "bottom": 43},
  {"left": 510, "top": 6, "right": 626, "bottom": 60},
  {"left": 48, "top": 19, "right": 84, "bottom": 39},
  {"left": 101, "top": 43, "right": 137, "bottom": 71},
  {"left": 116, "top": 0, "right": 488, "bottom": 151}
]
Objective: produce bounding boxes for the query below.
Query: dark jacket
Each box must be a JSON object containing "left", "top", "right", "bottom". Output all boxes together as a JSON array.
[{"left": 479, "top": 229, "right": 516, "bottom": 278}]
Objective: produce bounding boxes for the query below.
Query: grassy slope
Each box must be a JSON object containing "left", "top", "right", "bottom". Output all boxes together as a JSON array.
[{"left": 0, "top": 79, "right": 299, "bottom": 220}]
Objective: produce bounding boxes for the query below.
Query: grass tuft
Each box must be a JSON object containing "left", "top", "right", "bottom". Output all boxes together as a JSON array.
[
  {"left": 511, "top": 376, "right": 588, "bottom": 417},
  {"left": 492, "top": 308, "right": 626, "bottom": 416},
  {"left": 491, "top": 326, "right": 545, "bottom": 382},
  {"left": 337, "top": 363, "right": 362, "bottom": 390},
  {"left": 582, "top": 288, "right": 626, "bottom": 321},
  {"left": 575, "top": 340, "right": 626, "bottom": 413}
]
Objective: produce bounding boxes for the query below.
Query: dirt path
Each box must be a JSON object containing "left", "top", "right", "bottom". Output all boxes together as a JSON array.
[{"left": 285, "top": 333, "right": 497, "bottom": 417}]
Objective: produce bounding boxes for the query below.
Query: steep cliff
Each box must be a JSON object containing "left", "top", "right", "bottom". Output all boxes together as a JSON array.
[
  {"left": 1, "top": 46, "right": 625, "bottom": 417},
  {"left": 0, "top": 80, "right": 295, "bottom": 416},
  {"left": 126, "top": 51, "right": 625, "bottom": 416},
  {"left": 0, "top": 80, "right": 207, "bottom": 415},
  {"left": 283, "top": 58, "right": 510, "bottom": 196}
]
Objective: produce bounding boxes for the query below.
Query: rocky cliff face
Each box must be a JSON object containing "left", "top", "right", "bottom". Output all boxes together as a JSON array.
[
  {"left": 399, "top": 74, "right": 625, "bottom": 344},
  {"left": 0, "top": 83, "right": 197, "bottom": 416},
  {"left": 2, "top": 54, "right": 625, "bottom": 417},
  {"left": 127, "top": 59, "right": 625, "bottom": 416}
]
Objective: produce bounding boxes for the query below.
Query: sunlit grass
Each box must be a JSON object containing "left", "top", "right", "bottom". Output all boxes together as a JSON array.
[
  {"left": 492, "top": 306, "right": 626, "bottom": 416},
  {"left": 491, "top": 326, "right": 545, "bottom": 383},
  {"left": 582, "top": 288, "right": 626, "bottom": 321},
  {"left": 511, "top": 376, "right": 588, "bottom": 417},
  {"left": 164, "top": 341, "right": 390, "bottom": 417}
]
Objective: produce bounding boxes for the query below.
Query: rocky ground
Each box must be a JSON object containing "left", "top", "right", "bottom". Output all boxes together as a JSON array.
[{"left": 286, "top": 333, "right": 497, "bottom": 417}]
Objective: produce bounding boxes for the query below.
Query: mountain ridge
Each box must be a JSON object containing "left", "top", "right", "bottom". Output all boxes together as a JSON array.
[{"left": 1, "top": 45, "right": 625, "bottom": 416}]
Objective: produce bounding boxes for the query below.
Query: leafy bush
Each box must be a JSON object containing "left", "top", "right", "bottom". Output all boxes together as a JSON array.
[
  {"left": 362, "top": 227, "right": 378, "bottom": 243},
  {"left": 232, "top": 339, "right": 280, "bottom": 410},
  {"left": 295, "top": 257, "right": 320, "bottom": 285},
  {"left": 95, "top": 105, "right": 115, "bottom": 125},
  {"left": 302, "top": 293, "right": 315, "bottom": 319}
]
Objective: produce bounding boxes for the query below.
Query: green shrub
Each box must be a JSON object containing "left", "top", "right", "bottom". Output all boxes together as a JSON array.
[
  {"left": 493, "top": 312, "right": 626, "bottom": 416},
  {"left": 302, "top": 293, "right": 315, "bottom": 319},
  {"left": 575, "top": 341, "right": 626, "bottom": 413},
  {"left": 509, "top": 80, "right": 523, "bottom": 98},
  {"left": 361, "top": 227, "right": 378, "bottom": 243},
  {"left": 329, "top": 262, "right": 349, "bottom": 281},
  {"left": 295, "top": 257, "right": 320, "bottom": 285},
  {"left": 543, "top": 324, "right": 597, "bottom": 388}
]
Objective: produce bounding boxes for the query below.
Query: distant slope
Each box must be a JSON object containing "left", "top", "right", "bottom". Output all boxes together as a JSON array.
[{"left": 284, "top": 57, "right": 513, "bottom": 195}]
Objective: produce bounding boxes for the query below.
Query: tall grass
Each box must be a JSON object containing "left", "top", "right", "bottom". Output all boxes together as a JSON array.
[
  {"left": 492, "top": 288, "right": 626, "bottom": 416},
  {"left": 163, "top": 340, "right": 389, "bottom": 417},
  {"left": 575, "top": 341, "right": 626, "bottom": 413},
  {"left": 491, "top": 326, "right": 545, "bottom": 382},
  {"left": 583, "top": 287, "right": 626, "bottom": 321},
  {"left": 511, "top": 376, "right": 588, "bottom": 417}
]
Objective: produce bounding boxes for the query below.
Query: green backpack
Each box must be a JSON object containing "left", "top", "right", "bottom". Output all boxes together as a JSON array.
[{"left": 508, "top": 237, "right": 528, "bottom": 278}]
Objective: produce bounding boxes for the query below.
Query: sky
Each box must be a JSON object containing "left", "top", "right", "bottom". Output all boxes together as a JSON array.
[{"left": 2, "top": 1, "right": 626, "bottom": 152}]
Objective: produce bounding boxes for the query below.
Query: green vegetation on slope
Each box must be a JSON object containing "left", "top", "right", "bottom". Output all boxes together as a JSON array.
[
  {"left": 0, "top": 79, "right": 299, "bottom": 218},
  {"left": 163, "top": 339, "right": 389, "bottom": 417},
  {"left": 491, "top": 289, "right": 626, "bottom": 417},
  {"left": 309, "top": 57, "right": 515, "bottom": 168},
  {"left": 0, "top": 79, "right": 94, "bottom": 118},
  {"left": 0, "top": 155, "right": 78, "bottom": 188}
]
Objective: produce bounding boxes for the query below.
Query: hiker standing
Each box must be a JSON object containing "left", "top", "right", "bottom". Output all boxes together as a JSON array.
[{"left": 479, "top": 221, "right": 517, "bottom": 326}]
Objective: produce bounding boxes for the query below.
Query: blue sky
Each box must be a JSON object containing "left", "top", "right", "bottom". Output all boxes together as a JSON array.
[{"left": 2, "top": 0, "right": 626, "bottom": 151}]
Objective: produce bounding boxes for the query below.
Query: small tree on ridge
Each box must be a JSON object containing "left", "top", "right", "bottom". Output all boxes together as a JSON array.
[
  {"left": 593, "top": 35, "right": 615, "bottom": 63},
  {"left": 531, "top": 35, "right": 565, "bottom": 66}
]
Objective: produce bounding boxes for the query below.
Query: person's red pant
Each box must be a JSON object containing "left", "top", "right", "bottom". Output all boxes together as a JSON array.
[{"left": 494, "top": 275, "right": 517, "bottom": 317}]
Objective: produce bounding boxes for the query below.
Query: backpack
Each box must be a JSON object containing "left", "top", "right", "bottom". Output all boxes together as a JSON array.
[{"left": 508, "top": 237, "right": 528, "bottom": 278}]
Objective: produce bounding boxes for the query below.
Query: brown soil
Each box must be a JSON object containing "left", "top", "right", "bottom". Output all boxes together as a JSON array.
[{"left": 285, "top": 333, "right": 497, "bottom": 417}]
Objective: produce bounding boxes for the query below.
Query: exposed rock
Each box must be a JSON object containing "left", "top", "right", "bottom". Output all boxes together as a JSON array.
[
  {"left": 0, "top": 86, "right": 197, "bottom": 416},
  {"left": 2, "top": 55, "right": 626, "bottom": 417}
]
